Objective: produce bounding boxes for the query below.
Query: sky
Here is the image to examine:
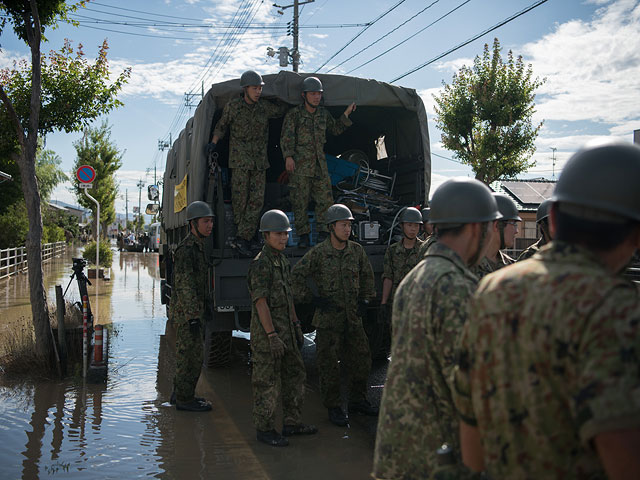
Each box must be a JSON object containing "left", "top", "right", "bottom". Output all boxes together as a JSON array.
[{"left": 1, "top": 0, "right": 639, "bottom": 214}]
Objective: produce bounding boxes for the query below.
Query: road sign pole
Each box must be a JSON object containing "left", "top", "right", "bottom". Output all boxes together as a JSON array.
[{"left": 83, "top": 188, "right": 100, "bottom": 328}]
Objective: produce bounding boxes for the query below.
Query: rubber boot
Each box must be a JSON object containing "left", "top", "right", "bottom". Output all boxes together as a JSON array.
[
  {"left": 328, "top": 407, "right": 348, "bottom": 426},
  {"left": 282, "top": 423, "right": 318, "bottom": 436},
  {"left": 348, "top": 399, "right": 379, "bottom": 416},
  {"left": 256, "top": 429, "right": 289, "bottom": 447}
]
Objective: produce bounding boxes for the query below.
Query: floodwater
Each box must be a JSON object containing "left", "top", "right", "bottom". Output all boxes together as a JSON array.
[{"left": 0, "top": 246, "right": 379, "bottom": 479}]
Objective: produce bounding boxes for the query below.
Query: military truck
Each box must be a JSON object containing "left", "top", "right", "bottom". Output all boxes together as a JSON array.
[{"left": 157, "top": 70, "right": 431, "bottom": 366}]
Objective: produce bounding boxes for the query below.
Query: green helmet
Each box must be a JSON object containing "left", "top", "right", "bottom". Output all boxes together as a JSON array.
[
  {"left": 326, "top": 204, "right": 354, "bottom": 224},
  {"left": 536, "top": 199, "right": 552, "bottom": 223},
  {"left": 186, "top": 201, "right": 214, "bottom": 221},
  {"left": 551, "top": 141, "right": 640, "bottom": 222},
  {"left": 429, "top": 178, "right": 501, "bottom": 224},
  {"left": 259, "top": 209, "right": 292, "bottom": 232},
  {"left": 240, "top": 70, "right": 264, "bottom": 87},
  {"left": 302, "top": 76, "right": 323, "bottom": 92},
  {"left": 399, "top": 207, "right": 423, "bottom": 224},
  {"left": 421, "top": 207, "right": 430, "bottom": 223},
  {"left": 493, "top": 193, "right": 522, "bottom": 222}
]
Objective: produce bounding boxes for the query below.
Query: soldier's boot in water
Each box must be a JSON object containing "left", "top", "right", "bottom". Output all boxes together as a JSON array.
[
  {"left": 256, "top": 429, "right": 289, "bottom": 447},
  {"left": 328, "top": 407, "right": 349, "bottom": 426},
  {"left": 232, "top": 236, "right": 253, "bottom": 257},
  {"left": 297, "top": 233, "right": 309, "bottom": 248},
  {"left": 348, "top": 399, "right": 379, "bottom": 416},
  {"left": 169, "top": 391, "right": 206, "bottom": 405},
  {"left": 176, "top": 398, "right": 212, "bottom": 412},
  {"left": 282, "top": 423, "right": 318, "bottom": 436}
]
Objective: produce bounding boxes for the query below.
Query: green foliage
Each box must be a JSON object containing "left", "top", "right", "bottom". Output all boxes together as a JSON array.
[
  {"left": 72, "top": 122, "right": 122, "bottom": 238},
  {"left": 42, "top": 223, "right": 64, "bottom": 243},
  {"left": 0, "top": 200, "right": 28, "bottom": 247},
  {"left": 433, "top": 38, "right": 545, "bottom": 185},
  {"left": 43, "top": 207, "right": 79, "bottom": 239},
  {"left": 82, "top": 240, "right": 113, "bottom": 267},
  {"left": 0, "top": 1, "right": 84, "bottom": 42},
  {"left": 35, "top": 144, "right": 67, "bottom": 202}
]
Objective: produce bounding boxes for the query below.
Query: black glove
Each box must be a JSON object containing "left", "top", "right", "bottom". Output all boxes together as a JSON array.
[
  {"left": 357, "top": 299, "right": 370, "bottom": 318},
  {"left": 312, "top": 296, "right": 332, "bottom": 312},
  {"left": 188, "top": 318, "right": 201, "bottom": 336},
  {"left": 268, "top": 333, "right": 286, "bottom": 359},
  {"left": 206, "top": 142, "right": 218, "bottom": 155},
  {"left": 294, "top": 322, "right": 304, "bottom": 350}
]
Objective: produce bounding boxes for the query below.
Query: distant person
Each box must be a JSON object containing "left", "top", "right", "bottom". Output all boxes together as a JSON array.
[
  {"left": 453, "top": 141, "right": 640, "bottom": 479},
  {"left": 280, "top": 76, "right": 356, "bottom": 248},
  {"left": 247, "top": 210, "right": 317, "bottom": 447},
  {"left": 170, "top": 201, "right": 214, "bottom": 412},
  {"left": 517, "top": 198, "right": 553, "bottom": 261},
  {"left": 208, "top": 70, "right": 289, "bottom": 258}
]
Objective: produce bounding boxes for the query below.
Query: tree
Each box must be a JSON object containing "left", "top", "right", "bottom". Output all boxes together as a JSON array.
[
  {"left": 433, "top": 38, "right": 544, "bottom": 185},
  {"left": 36, "top": 143, "right": 66, "bottom": 201},
  {"left": 0, "top": 1, "right": 130, "bottom": 361}
]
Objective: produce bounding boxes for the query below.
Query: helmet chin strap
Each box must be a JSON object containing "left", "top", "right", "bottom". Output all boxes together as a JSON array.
[
  {"left": 329, "top": 224, "right": 347, "bottom": 245},
  {"left": 191, "top": 219, "right": 206, "bottom": 239},
  {"left": 498, "top": 222, "right": 506, "bottom": 250},
  {"left": 468, "top": 223, "right": 489, "bottom": 267}
]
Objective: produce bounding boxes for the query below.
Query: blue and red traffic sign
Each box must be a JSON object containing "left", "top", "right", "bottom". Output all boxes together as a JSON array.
[{"left": 76, "top": 165, "right": 96, "bottom": 184}]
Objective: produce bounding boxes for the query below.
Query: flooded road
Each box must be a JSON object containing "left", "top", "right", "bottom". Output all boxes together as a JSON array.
[{"left": 0, "top": 247, "right": 386, "bottom": 479}]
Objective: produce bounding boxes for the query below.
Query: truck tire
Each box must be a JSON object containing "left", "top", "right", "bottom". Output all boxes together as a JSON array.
[{"left": 207, "top": 331, "right": 232, "bottom": 367}]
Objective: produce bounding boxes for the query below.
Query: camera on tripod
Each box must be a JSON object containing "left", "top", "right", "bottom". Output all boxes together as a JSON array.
[{"left": 72, "top": 257, "right": 87, "bottom": 274}]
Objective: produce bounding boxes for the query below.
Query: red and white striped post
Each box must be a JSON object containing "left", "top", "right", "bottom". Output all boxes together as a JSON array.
[
  {"left": 82, "top": 295, "right": 88, "bottom": 378},
  {"left": 93, "top": 324, "right": 103, "bottom": 365}
]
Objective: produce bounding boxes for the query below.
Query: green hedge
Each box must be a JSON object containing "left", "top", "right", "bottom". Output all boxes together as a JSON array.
[{"left": 82, "top": 240, "right": 113, "bottom": 268}]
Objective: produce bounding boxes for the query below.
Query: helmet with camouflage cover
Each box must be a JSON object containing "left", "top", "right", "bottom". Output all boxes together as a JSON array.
[
  {"left": 186, "top": 201, "right": 214, "bottom": 221},
  {"left": 259, "top": 209, "right": 292, "bottom": 232},
  {"left": 326, "top": 204, "right": 354, "bottom": 224},
  {"left": 429, "top": 178, "right": 501, "bottom": 225},
  {"left": 302, "top": 76, "right": 323, "bottom": 92},
  {"left": 536, "top": 199, "right": 552, "bottom": 223},
  {"left": 399, "top": 207, "right": 423, "bottom": 224},
  {"left": 240, "top": 70, "right": 264, "bottom": 87},
  {"left": 493, "top": 193, "right": 522, "bottom": 222},
  {"left": 551, "top": 141, "right": 640, "bottom": 222}
]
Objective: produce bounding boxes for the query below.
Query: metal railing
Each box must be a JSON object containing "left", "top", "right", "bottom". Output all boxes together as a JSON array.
[{"left": 0, "top": 241, "right": 66, "bottom": 280}]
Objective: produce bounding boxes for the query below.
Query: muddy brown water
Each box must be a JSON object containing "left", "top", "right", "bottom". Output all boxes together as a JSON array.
[{"left": 0, "top": 246, "right": 378, "bottom": 479}]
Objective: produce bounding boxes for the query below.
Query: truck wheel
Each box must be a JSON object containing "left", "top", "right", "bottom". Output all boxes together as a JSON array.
[{"left": 207, "top": 331, "right": 232, "bottom": 367}]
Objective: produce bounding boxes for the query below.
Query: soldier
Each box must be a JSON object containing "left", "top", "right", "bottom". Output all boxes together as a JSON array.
[
  {"left": 420, "top": 206, "right": 437, "bottom": 256},
  {"left": 473, "top": 193, "right": 521, "bottom": 279},
  {"left": 517, "top": 198, "right": 552, "bottom": 261},
  {"left": 291, "top": 204, "right": 376, "bottom": 426},
  {"left": 373, "top": 178, "right": 500, "bottom": 479},
  {"left": 171, "top": 201, "right": 214, "bottom": 412},
  {"left": 380, "top": 207, "right": 424, "bottom": 319},
  {"left": 247, "top": 210, "right": 317, "bottom": 447},
  {"left": 208, "top": 70, "right": 288, "bottom": 257},
  {"left": 280, "top": 76, "right": 356, "bottom": 248},
  {"left": 453, "top": 141, "right": 640, "bottom": 479}
]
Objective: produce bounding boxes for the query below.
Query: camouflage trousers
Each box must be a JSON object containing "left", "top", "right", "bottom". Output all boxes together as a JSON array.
[
  {"left": 289, "top": 168, "right": 333, "bottom": 235},
  {"left": 316, "top": 322, "right": 372, "bottom": 408},
  {"left": 232, "top": 168, "right": 265, "bottom": 241},
  {"left": 173, "top": 320, "right": 204, "bottom": 403},
  {"left": 251, "top": 347, "right": 306, "bottom": 431}
]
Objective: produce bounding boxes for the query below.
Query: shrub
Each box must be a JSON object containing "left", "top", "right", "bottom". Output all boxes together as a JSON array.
[{"left": 82, "top": 240, "right": 113, "bottom": 267}]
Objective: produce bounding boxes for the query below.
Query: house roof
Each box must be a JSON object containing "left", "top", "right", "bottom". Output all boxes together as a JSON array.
[{"left": 490, "top": 179, "right": 556, "bottom": 212}]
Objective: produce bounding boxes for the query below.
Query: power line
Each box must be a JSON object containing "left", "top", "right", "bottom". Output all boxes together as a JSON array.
[
  {"left": 314, "top": 0, "right": 408, "bottom": 72},
  {"left": 327, "top": 0, "right": 442, "bottom": 73},
  {"left": 346, "top": 0, "right": 474, "bottom": 75},
  {"left": 431, "top": 152, "right": 465, "bottom": 164},
  {"left": 390, "top": 0, "right": 550, "bottom": 83}
]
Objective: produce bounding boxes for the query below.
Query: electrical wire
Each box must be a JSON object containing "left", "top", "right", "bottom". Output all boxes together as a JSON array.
[{"left": 390, "top": 0, "right": 550, "bottom": 83}]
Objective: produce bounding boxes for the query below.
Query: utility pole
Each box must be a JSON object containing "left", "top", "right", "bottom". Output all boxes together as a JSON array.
[
  {"left": 125, "top": 189, "right": 129, "bottom": 231},
  {"left": 271, "top": 0, "right": 314, "bottom": 71},
  {"left": 550, "top": 147, "right": 557, "bottom": 180},
  {"left": 136, "top": 179, "right": 144, "bottom": 236}
]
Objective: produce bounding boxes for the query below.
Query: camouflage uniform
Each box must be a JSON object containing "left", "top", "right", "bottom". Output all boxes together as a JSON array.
[
  {"left": 291, "top": 238, "right": 375, "bottom": 408},
  {"left": 473, "top": 250, "right": 515, "bottom": 280},
  {"left": 516, "top": 236, "right": 546, "bottom": 262},
  {"left": 373, "top": 241, "right": 478, "bottom": 479},
  {"left": 420, "top": 234, "right": 437, "bottom": 258},
  {"left": 452, "top": 241, "right": 640, "bottom": 479},
  {"left": 247, "top": 244, "right": 306, "bottom": 431},
  {"left": 280, "top": 105, "right": 352, "bottom": 234},
  {"left": 382, "top": 237, "right": 425, "bottom": 304},
  {"left": 171, "top": 233, "right": 209, "bottom": 403},
  {"left": 213, "top": 96, "right": 288, "bottom": 241}
]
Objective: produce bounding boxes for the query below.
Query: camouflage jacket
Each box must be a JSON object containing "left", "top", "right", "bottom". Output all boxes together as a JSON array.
[
  {"left": 419, "top": 234, "right": 437, "bottom": 258},
  {"left": 473, "top": 250, "right": 515, "bottom": 280},
  {"left": 291, "top": 238, "right": 374, "bottom": 329},
  {"left": 247, "top": 244, "right": 297, "bottom": 353},
  {"left": 516, "top": 236, "right": 546, "bottom": 262},
  {"left": 213, "top": 95, "right": 288, "bottom": 170},
  {"left": 280, "top": 105, "right": 352, "bottom": 178},
  {"left": 171, "top": 233, "right": 210, "bottom": 325},
  {"left": 452, "top": 241, "right": 640, "bottom": 479},
  {"left": 382, "top": 237, "right": 425, "bottom": 302},
  {"left": 373, "top": 241, "right": 478, "bottom": 479}
]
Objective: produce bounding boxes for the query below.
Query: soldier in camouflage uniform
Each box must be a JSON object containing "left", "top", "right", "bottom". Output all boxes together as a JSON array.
[
  {"left": 473, "top": 193, "right": 521, "bottom": 279},
  {"left": 171, "top": 201, "right": 214, "bottom": 412},
  {"left": 280, "top": 76, "right": 356, "bottom": 248},
  {"left": 517, "top": 198, "right": 553, "bottom": 261},
  {"left": 373, "top": 179, "right": 500, "bottom": 479},
  {"left": 209, "top": 70, "right": 288, "bottom": 257},
  {"left": 247, "top": 210, "right": 317, "bottom": 447},
  {"left": 453, "top": 142, "right": 640, "bottom": 479},
  {"left": 291, "top": 204, "right": 376, "bottom": 426},
  {"left": 419, "top": 207, "right": 437, "bottom": 257},
  {"left": 381, "top": 207, "right": 424, "bottom": 318}
]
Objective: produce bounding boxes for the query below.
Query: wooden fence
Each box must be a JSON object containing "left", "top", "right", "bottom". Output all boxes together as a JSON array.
[{"left": 0, "top": 242, "right": 66, "bottom": 280}]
